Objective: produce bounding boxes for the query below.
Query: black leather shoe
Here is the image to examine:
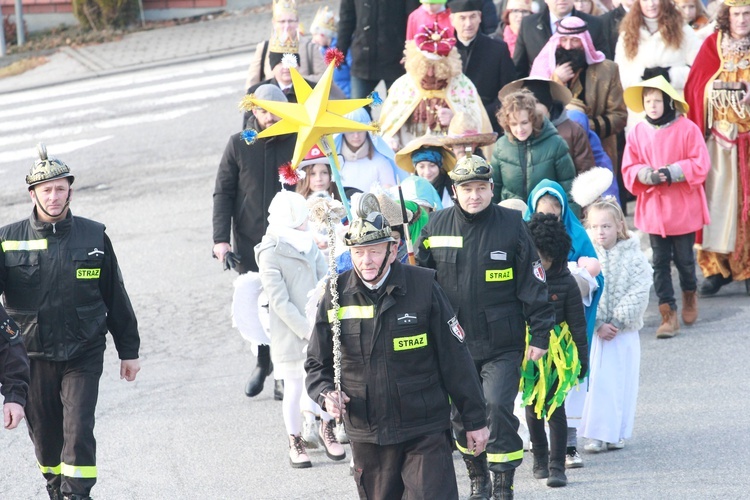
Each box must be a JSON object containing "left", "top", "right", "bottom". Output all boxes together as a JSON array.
[
  {"left": 699, "top": 274, "right": 732, "bottom": 296},
  {"left": 274, "top": 379, "right": 284, "bottom": 401}
]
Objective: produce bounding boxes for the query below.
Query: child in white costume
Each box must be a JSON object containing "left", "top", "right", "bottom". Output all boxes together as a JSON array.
[
  {"left": 254, "top": 191, "right": 345, "bottom": 467},
  {"left": 580, "top": 197, "right": 653, "bottom": 452}
]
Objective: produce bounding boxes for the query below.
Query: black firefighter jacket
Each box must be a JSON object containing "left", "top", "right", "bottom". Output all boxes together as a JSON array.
[
  {"left": 305, "top": 261, "right": 487, "bottom": 445},
  {"left": 337, "top": 0, "right": 420, "bottom": 83},
  {"left": 0, "top": 210, "right": 140, "bottom": 362},
  {"left": 416, "top": 203, "right": 555, "bottom": 360},
  {"left": 213, "top": 115, "right": 296, "bottom": 274}
]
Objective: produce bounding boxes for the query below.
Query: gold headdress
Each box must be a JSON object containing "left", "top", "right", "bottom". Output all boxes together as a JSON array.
[
  {"left": 273, "top": 0, "right": 297, "bottom": 19},
  {"left": 724, "top": 0, "right": 750, "bottom": 6},
  {"left": 268, "top": 27, "right": 299, "bottom": 54},
  {"left": 310, "top": 6, "right": 338, "bottom": 37}
]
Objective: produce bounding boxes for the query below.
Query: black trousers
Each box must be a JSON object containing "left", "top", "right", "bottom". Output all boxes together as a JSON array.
[
  {"left": 453, "top": 351, "right": 524, "bottom": 473},
  {"left": 525, "top": 396, "right": 567, "bottom": 469},
  {"left": 350, "top": 431, "right": 458, "bottom": 500},
  {"left": 25, "top": 349, "right": 104, "bottom": 496},
  {"left": 649, "top": 232, "right": 697, "bottom": 307}
]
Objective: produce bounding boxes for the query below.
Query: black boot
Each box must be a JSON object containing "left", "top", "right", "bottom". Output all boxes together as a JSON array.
[
  {"left": 547, "top": 461, "right": 568, "bottom": 488},
  {"left": 245, "top": 344, "right": 272, "bottom": 397},
  {"left": 273, "top": 379, "right": 284, "bottom": 401},
  {"left": 46, "top": 485, "right": 62, "bottom": 500},
  {"left": 532, "top": 450, "right": 549, "bottom": 479},
  {"left": 492, "top": 470, "right": 514, "bottom": 500},
  {"left": 699, "top": 274, "right": 732, "bottom": 296},
  {"left": 462, "top": 453, "right": 492, "bottom": 499}
]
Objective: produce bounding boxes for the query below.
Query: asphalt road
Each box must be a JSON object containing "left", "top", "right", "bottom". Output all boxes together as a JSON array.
[{"left": 0, "top": 55, "right": 748, "bottom": 499}]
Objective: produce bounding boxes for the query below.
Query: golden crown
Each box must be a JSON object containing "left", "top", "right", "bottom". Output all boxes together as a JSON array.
[
  {"left": 724, "top": 0, "right": 750, "bottom": 6},
  {"left": 273, "top": 0, "right": 297, "bottom": 19},
  {"left": 310, "top": 6, "right": 337, "bottom": 36},
  {"left": 269, "top": 28, "right": 299, "bottom": 54}
]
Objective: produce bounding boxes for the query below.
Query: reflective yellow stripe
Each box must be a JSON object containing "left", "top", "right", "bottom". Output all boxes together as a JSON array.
[
  {"left": 61, "top": 462, "right": 97, "bottom": 478},
  {"left": 38, "top": 462, "right": 61, "bottom": 475},
  {"left": 486, "top": 269, "right": 514, "bottom": 282},
  {"left": 423, "top": 236, "right": 463, "bottom": 249},
  {"left": 76, "top": 268, "right": 101, "bottom": 279},
  {"left": 487, "top": 449, "right": 524, "bottom": 463},
  {"left": 2, "top": 239, "right": 48, "bottom": 251},
  {"left": 455, "top": 443, "right": 524, "bottom": 463},
  {"left": 393, "top": 333, "right": 428, "bottom": 351},
  {"left": 327, "top": 305, "right": 374, "bottom": 323}
]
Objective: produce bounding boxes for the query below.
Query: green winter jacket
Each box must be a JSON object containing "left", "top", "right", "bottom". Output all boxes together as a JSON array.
[{"left": 490, "top": 118, "right": 576, "bottom": 206}]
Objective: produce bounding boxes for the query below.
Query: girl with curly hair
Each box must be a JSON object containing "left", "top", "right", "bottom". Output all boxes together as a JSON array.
[
  {"left": 615, "top": 0, "right": 702, "bottom": 130},
  {"left": 490, "top": 89, "right": 577, "bottom": 207}
]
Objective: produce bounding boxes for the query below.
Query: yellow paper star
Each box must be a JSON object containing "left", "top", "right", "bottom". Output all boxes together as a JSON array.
[{"left": 240, "top": 61, "right": 376, "bottom": 169}]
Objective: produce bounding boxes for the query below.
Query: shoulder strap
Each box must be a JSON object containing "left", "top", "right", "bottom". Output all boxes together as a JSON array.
[{"left": 260, "top": 40, "right": 269, "bottom": 81}]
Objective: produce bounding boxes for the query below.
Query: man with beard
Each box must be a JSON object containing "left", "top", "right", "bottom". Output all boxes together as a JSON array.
[
  {"left": 512, "top": 0, "right": 611, "bottom": 78},
  {"left": 449, "top": 0, "right": 518, "bottom": 134},
  {"left": 683, "top": 0, "right": 750, "bottom": 296},
  {"left": 530, "top": 16, "right": 626, "bottom": 172}
]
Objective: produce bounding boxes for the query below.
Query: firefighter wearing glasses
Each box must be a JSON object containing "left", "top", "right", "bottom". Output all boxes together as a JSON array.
[
  {"left": 0, "top": 144, "right": 140, "bottom": 500},
  {"left": 305, "top": 195, "right": 489, "bottom": 499},
  {"left": 416, "top": 155, "right": 554, "bottom": 499}
]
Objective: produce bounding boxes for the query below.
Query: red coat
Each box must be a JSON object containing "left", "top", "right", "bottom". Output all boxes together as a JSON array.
[
  {"left": 621, "top": 116, "right": 711, "bottom": 237},
  {"left": 684, "top": 32, "right": 721, "bottom": 136}
]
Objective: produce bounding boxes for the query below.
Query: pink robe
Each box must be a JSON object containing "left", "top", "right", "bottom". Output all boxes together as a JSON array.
[{"left": 621, "top": 116, "right": 711, "bottom": 238}]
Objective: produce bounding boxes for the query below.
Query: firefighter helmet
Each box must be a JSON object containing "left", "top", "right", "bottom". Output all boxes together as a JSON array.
[
  {"left": 26, "top": 143, "right": 75, "bottom": 189},
  {"left": 344, "top": 194, "right": 396, "bottom": 247}
]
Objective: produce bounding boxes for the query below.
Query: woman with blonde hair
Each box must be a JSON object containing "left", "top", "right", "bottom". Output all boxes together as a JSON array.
[{"left": 614, "top": 0, "right": 701, "bottom": 129}]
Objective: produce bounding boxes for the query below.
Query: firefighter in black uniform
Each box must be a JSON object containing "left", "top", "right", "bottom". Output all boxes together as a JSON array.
[
  {"left": 0, "top": 144, "right": 141, "bottom": 500},
  {"left": 1, "top": 305, "right": 29, "bottom": 430},
  {"left": 416, "top": 155, "right": 555, "bottom": 500},
  {"left": 305, "top": 195, "right": 489, "bottom": 499}
]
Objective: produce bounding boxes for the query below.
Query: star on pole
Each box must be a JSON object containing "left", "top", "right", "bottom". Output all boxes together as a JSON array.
[{"left": 239, "top": 61, "right": 376, "bottom": 170}]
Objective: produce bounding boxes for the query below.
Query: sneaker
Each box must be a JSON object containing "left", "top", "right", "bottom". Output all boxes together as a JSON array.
[
  {"left": 301, "top": 418, "right": 320, "bottom": 449},
  {"left": 583, "top": 439, "right": 605, "bottom": 453},
  {"left": 288, "top": 434, "right": 312, "bottom": 469},
  {"left": 319, "top": 420, "right": 347, "bottom": 461},
  {"left": 607, "top": 439, "right": 625, "bottom": 450},
  {"left": 565, "top": 448, "right": 584, "bottom": 468}
]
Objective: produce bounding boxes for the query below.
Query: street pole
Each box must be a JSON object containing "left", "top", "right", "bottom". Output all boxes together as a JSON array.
[
  {"left": 14, "top": 0, "right": 26, "bottom": 46},
  {"left": 1, "top": 17, "right": 6, "bottom": 56}
]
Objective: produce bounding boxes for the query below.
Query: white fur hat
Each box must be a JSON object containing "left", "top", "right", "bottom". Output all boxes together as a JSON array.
[
  {"left": 267, "top": 190, "right": 309, "bottom": 228},
  {"left": 571, "top": 167, "right": 614, "bottom": 208}
]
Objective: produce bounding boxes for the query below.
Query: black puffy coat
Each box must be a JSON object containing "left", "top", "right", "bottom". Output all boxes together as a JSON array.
[{"left": 545, "top": 262, "right": 589, "bottom": 374}]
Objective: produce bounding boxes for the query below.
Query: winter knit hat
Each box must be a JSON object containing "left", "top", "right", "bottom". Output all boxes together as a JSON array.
[{"left": 267, "top": 190, "right": 309, "bottom": 228}]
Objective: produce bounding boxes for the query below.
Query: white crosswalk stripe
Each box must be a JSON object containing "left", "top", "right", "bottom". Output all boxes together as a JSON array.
[{"left": 0, "top": 58, "right": 248, "bottom": 166}]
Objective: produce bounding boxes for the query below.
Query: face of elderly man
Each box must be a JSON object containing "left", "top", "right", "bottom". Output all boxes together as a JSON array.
[
  {"left": 450, "top": 10, "right": 482, "bottom": 41},
  {"left": 545, "top": 0, "right": 574, "bottom": 18}
]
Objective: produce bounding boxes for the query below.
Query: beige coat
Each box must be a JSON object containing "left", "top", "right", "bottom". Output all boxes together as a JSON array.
[{"left": 244, "top": 35, "right": 328, "bottom": 91}]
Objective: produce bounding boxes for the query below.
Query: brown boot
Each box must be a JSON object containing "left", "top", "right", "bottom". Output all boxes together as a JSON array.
[
  {"left": 656, "top": 304, "right": 680, "bottom": 339},
  {"left": 682, "top": 290, "right": 698, "bottom": 325}
]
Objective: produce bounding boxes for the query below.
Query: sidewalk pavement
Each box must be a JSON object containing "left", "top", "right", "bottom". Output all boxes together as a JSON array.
[{"left": 0, "top": 0, "right": 337, "bottom": 95}]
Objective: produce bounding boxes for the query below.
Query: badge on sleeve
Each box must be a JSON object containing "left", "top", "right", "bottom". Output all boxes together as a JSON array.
[
  {"left": 533, "top": 260, "right": 546, "bottom": 283},
  {"left": 448, "top": 316, "right": 465, "bottom": 343},
  {"left": 1, "top": 316, "right": 21, "bottom": 344}
]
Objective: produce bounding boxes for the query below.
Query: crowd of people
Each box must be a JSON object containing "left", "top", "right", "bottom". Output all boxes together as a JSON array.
[
  {"left": 205, "top": 0, "right": 750, "bottom": 498},
  {"left": 2, "top": 1, "right": 747, "bottom": 499}
]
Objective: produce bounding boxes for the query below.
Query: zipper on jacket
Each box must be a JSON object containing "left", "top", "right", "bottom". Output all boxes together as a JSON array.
[{"left": 52, "top": 222, "right": 56, "bottom": 234}]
